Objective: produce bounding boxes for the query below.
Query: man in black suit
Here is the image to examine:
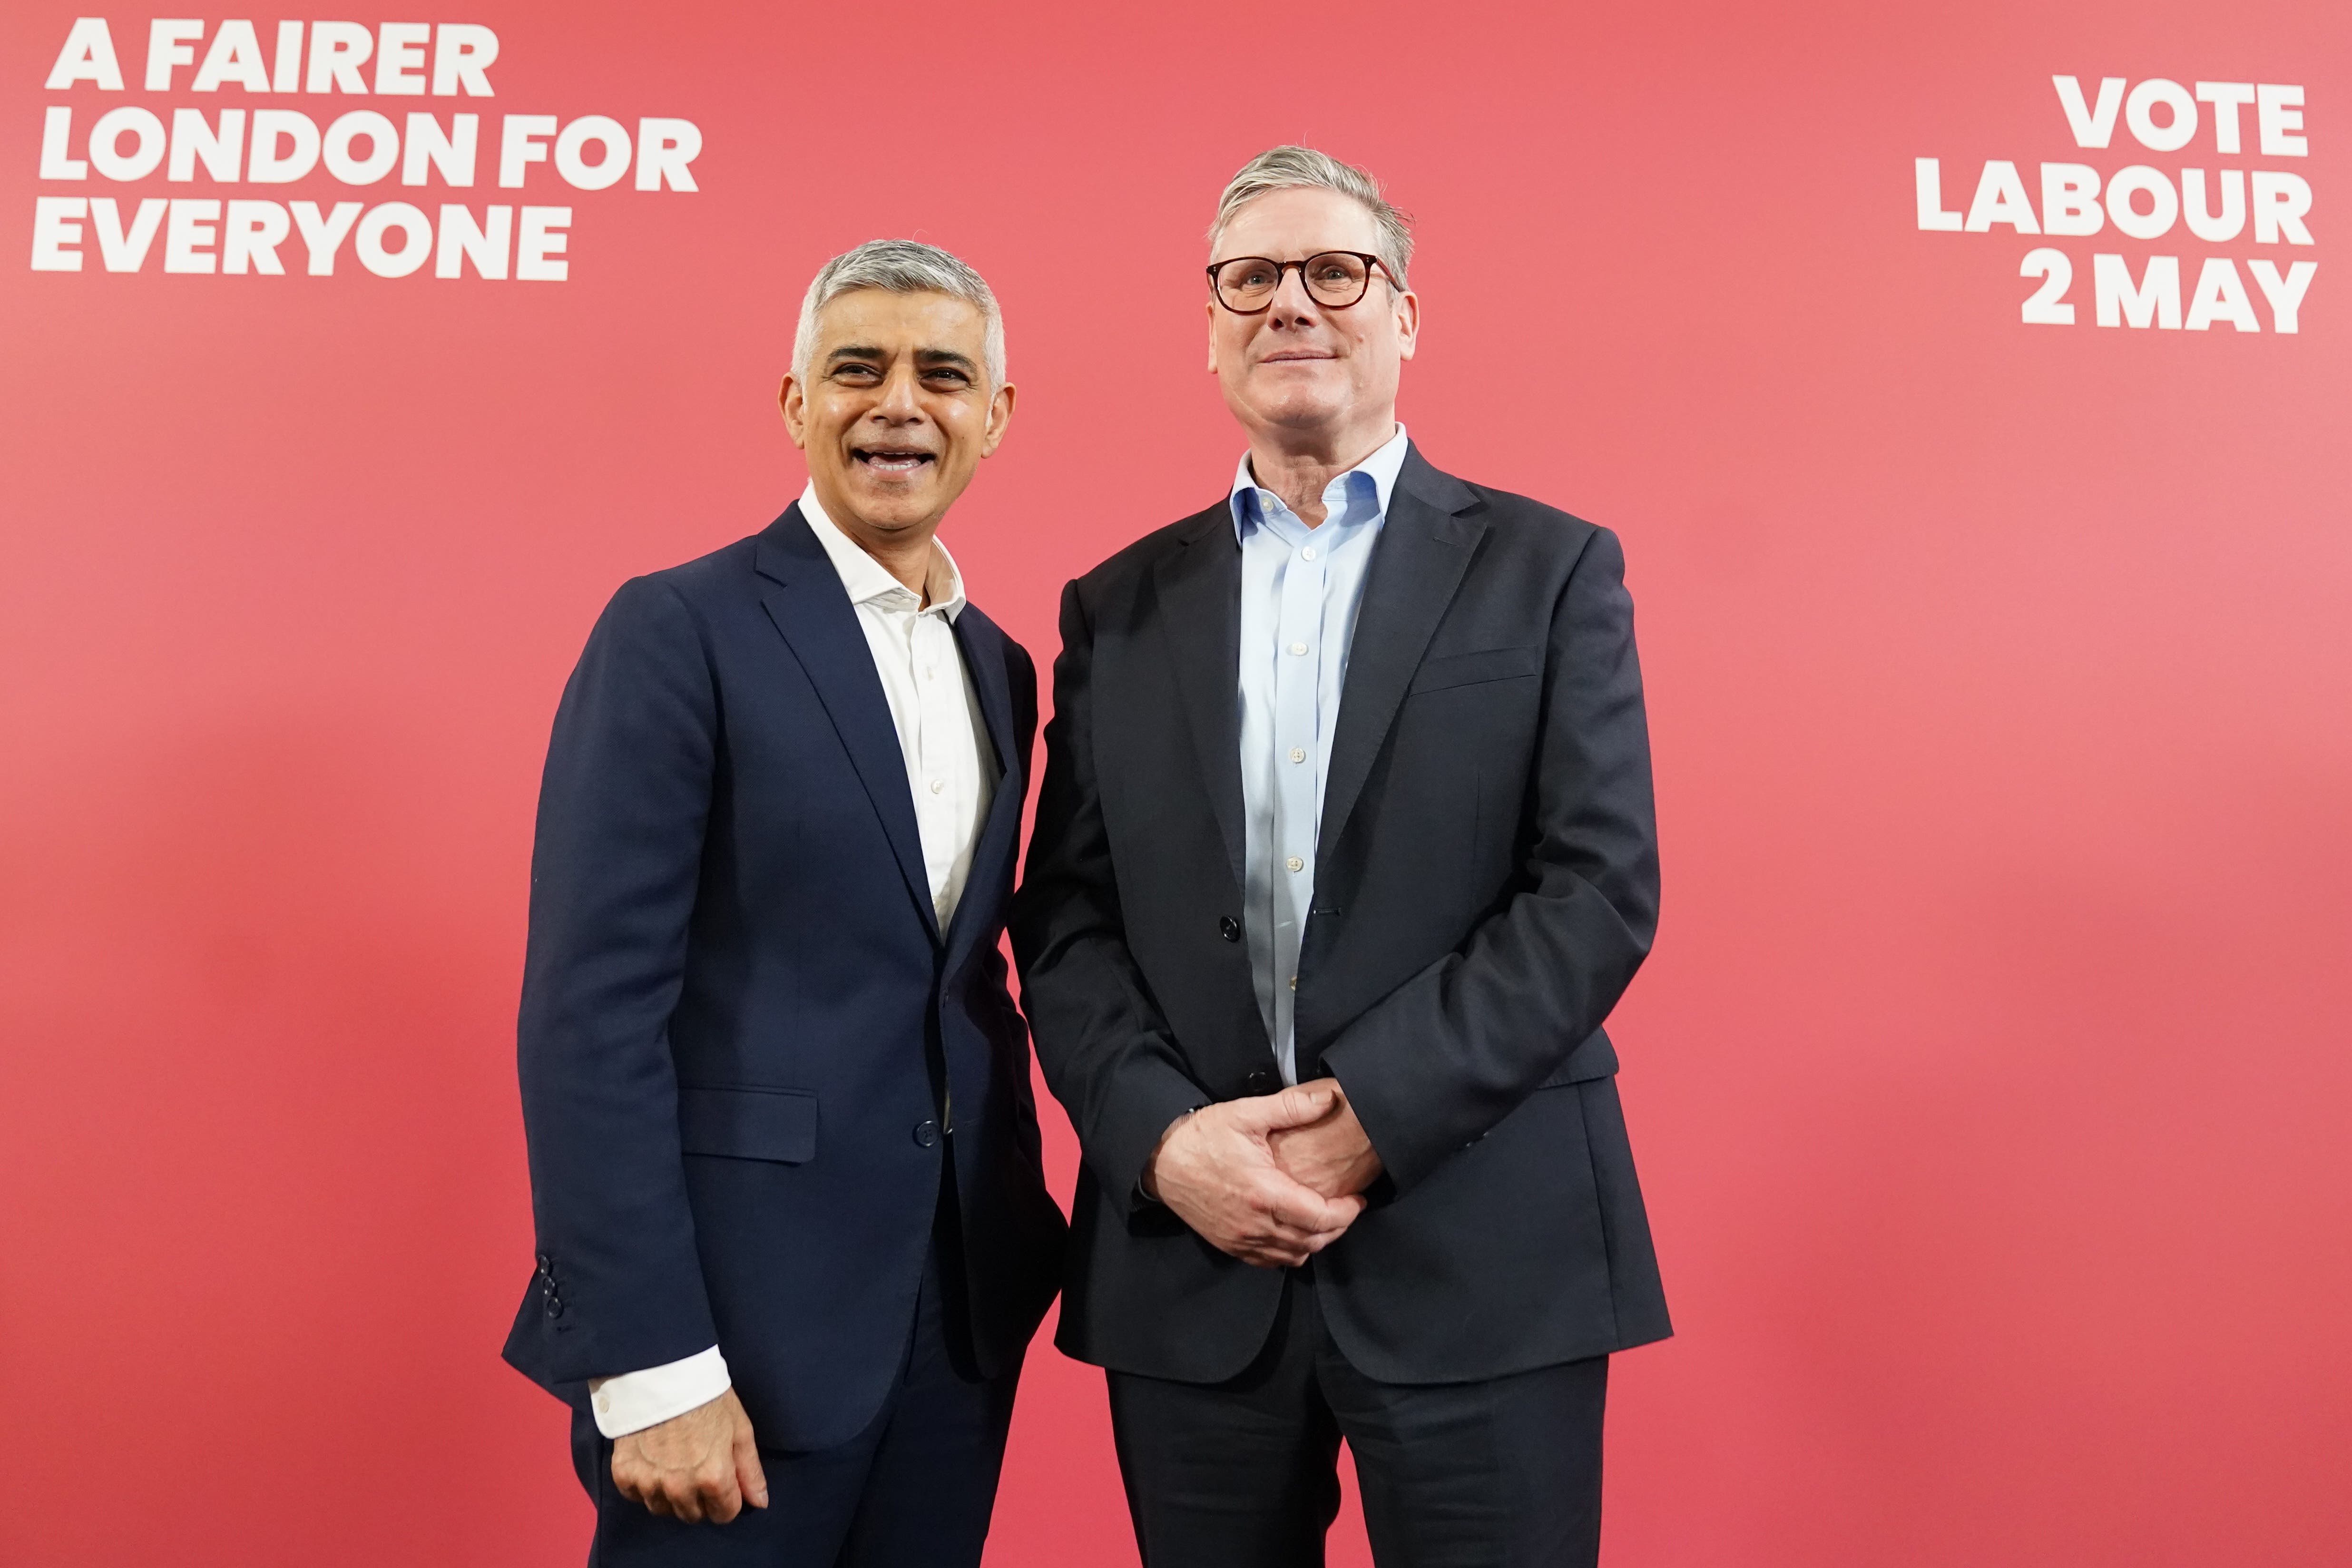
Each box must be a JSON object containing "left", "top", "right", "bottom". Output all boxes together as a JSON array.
[
  {"left": 505, "top": 240, "right": 1064, "bottom": 1567},
  {"left": 1012, "top": 147, "right": 1670, "bottom": 1566}
]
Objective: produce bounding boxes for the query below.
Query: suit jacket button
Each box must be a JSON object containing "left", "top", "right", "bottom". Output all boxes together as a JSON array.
[
  {"left": 1244, "top": 1069, "right": 1277, "bottom": 1095},
  {"left": 1219, "top": 915, "right": 1242, "bottom": 942},
  {"left": 913, "top": 1119, "right": 940, "bottom": 1147}
]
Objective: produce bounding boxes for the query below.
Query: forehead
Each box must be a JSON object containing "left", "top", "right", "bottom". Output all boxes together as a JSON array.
[
  {"left": 1215, "top": 187, "right": 1381, "bottom": 260},
  {"left": 813, "top": 287, "right": 988, "bottom": 353}
]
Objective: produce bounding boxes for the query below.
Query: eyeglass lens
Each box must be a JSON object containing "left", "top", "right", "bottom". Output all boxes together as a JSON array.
[{"left": 1215, "top": 253, "right": 1372, "bottom": 309}]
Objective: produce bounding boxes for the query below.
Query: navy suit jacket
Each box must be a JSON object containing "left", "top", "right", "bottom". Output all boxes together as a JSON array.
[
  {"left": 1013, "top": 447, "right": 1669, "bottom": 1385},
  {"left": 503, "top": 503, "right": 1066, "bottom": 1450}
]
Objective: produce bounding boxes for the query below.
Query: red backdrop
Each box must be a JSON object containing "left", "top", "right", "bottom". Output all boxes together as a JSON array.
[{"left": 4, "top": 2, "right": 2347, "bottom": 1564}]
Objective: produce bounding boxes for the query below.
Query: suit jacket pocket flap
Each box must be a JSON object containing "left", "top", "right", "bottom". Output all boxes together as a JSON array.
[
  {"left": 677, "top": 1085, "right": 818, "bottom": 1164},
  {"left": 1408, "top": 644, "right": 1543, "bottom": 694},
  {"left": 1538, "top": 1029, "right": 1619, "bottom": 1088}
]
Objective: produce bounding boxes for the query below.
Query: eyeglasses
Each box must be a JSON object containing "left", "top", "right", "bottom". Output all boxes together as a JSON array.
[{"left": 1206, "top": 251, "right": 1392, "bottom": 314}]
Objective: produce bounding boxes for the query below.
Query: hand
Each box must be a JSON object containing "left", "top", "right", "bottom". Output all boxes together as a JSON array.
[
  {"left": 1269, "top": 1082, "right": 1383, "bottom": 1200},
  {"left": 1143, "top": 1082, "right": 1368, "bottom": 1268},
  {"left": 610, "top": 1387, "right": 769, "bottom": 1523}
]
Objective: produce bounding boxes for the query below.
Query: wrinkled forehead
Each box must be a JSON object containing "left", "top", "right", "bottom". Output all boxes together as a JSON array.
[
  {"left": 813, "top": 286, "right": 989, "bottom": 355},
  {"left": 1213, "top": 187, "right": 1382, "bottom": 261}
]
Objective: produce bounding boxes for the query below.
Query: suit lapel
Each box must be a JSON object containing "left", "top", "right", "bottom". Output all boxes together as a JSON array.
[
  {"left": 754, "top": 505, "right": 940, "bottom": 943},
  {"left": 1319, "top": 451, "right": 1488, "bottom": 857},
  {"left": 940, "top": 607, "right": 1020, "bottom": 972},
  {"left": 1152, "top": 506, "right": 1248, "bottom": 894}
]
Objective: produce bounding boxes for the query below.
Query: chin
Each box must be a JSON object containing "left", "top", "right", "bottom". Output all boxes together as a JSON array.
[{"left": 843, "top": 483, "right": 935, "bottom": 528}]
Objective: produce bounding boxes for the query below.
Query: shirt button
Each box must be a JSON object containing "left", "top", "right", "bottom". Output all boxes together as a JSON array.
[
  {"left": 1285, "top": 856, "right": 1304, "bottom": 872},
  {"left": 930, "top": 778, "right": 945, "bottom": 794},
  {"left": 1289, "top": 747, "right": 1306, "bottom": 763},
  {"left": 1289, "top": 976, "right": 1298, "bottom": 991},
  {"left": 1287, "top": 642, "right": 1309, "bottom": 657},
  {"left": 1301, "top": 545, "right": 1317, "bottom": 560},
  {"left": 594, "top": 1392, "right": 611, "bottom": 1414}
]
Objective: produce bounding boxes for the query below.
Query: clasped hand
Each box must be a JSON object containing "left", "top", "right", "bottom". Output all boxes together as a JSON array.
[{"left": 1144, "top": 1080, "right": 1384, "bottom": 1268}]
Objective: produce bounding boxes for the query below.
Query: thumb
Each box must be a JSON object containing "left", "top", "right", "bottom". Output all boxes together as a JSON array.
[
  {"left": 733, "top": 1403, "right": 769, "bottom": 1509},
  {"left": 1245, "top": 1081, "right": 1338, "bottom": 1132}
]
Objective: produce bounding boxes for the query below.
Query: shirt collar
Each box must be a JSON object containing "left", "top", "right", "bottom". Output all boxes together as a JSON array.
[
  {"left": 1229, "top": 423, "right": 1410, "bottom": 541},
  {"left": 798, "top": 481, "right": 967, "bottom": 620}
]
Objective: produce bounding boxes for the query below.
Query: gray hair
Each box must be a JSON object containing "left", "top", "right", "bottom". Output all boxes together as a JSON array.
[
  {"left": 1208, "top": 146, "right": 1414, "bottom": 290},
  {"left": 790, "top": 238, "right": 1006, "bottom": 387}
]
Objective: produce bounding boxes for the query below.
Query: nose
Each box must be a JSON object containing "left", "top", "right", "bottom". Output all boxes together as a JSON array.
[
  {"left": 1266, "top": 263, "right": 1323, "bottom": 325},
  {"left": 872, "top": 361, "right": 924, "bottom": 421}
]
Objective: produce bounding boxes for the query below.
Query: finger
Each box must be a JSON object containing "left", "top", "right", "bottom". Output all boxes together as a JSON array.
[
  {"left": 1240, "top": 1081, "right": 1339, "bottom": 1132},
  {"left": 1264, "top": 1182, "right": 1358, "bottom": 1235},
  {"left": 705, "top": 1465, "right": 744, "bottom": 1525},
  {"left": 669, "top": 1476, "right": 708, "bottom": 1525},
  {"left": 610, "top": 1453, "right": 648, "bottom": 1509},
  {"left": 735, "top": 1420, "right": 770, "bottom": 1510}
]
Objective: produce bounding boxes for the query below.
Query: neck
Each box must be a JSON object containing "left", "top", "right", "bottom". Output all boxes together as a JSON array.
[
  {"left": 1243, "top": 413, "right": 1398, "bottom": 528},
  {"left": 811, "top": 480, "right": 940, "bottom": 602}
]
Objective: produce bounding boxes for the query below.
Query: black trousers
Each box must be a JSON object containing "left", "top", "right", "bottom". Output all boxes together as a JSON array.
[
  {"left": 573, "top": 1171, "right": 1020, "bottom": 1568},
  {"left": 1107, "top": 1269, "right": 1608, "bottom": 1568}
]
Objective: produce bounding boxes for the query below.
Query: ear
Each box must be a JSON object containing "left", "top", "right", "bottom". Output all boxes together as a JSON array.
[
  {"left": 778, "top": 374, "right": 809, "bottom": 449},
  {"left": 1392, "top": 286, "right": 1420, "bottom": 362},
  {"left": 1205, "top": 296, "right": 1219, "bottom": 373},
  {"left": 979, "top": 380, "right": 1018, "bottom": 458}
]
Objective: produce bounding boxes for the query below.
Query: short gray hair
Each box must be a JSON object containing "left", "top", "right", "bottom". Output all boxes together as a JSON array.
[
  {"left": 1208, "top": 146, "right": 1414, "bottom": 290},
  {"left": 791, "top": 239, "right": 1006, "bottom": 387}
]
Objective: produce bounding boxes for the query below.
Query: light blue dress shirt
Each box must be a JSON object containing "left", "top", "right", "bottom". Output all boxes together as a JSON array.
[{"left": 1231, "top": 424, "right": 1411, "bottom": 1083}]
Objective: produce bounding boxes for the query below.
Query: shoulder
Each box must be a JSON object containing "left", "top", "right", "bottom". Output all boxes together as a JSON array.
[
  {"left": 588, "top": 530, "right": 765, "bottom": 652},
  {"left": 1442, "top": 474, "right": 1607, "bottom": 549},
  {"left": 631, "top": 530, "right": 766, "bottom": 604},
  {"left": 1418, "top": 463, "right": 1622, "bottom": 577},
  {"left": 1068, "top": 501, "right": 1231, "bottom": 604}
]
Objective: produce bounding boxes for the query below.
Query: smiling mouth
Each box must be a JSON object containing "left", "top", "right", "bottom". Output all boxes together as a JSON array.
[
  {"left": 853, "top": 447, "right": 936, "bottom": 476},
  {"left": 1260, "top": 351, "right": 1337, "bottom": 363}
]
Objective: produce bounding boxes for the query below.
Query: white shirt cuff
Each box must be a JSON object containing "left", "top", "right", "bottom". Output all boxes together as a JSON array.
[{"left": 588, "top": 1345, "right": 731, "bottom": 1438}]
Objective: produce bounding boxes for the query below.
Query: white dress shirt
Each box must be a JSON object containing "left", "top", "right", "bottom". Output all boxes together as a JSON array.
[
  {"left": 1233, "top": 425, "right": 1410, "bottom": 1083},
  {"left": 588, "top": 482, "right": 994, "bottom": 1438}
]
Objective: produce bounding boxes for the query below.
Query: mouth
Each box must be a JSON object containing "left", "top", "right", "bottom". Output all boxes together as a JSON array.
[
  {"left": 1258, "top": 350, "right": 1338, "bottom": 364},
  {"left": 852, "top": 446, "right": 936, "bottom": 477}
]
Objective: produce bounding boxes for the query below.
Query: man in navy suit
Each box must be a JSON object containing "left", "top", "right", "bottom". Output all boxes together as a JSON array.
[{"left": 504, "top": 239, "right": 1065, "bottom": 1567}]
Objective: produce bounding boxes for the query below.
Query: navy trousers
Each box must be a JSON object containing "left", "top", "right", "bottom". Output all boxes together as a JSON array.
[{"left": 572, "top": 1241, "right": 1020, "bottom": 1568}]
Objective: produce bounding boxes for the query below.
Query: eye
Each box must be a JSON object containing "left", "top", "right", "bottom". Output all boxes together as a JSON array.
[
  {"left": 922, "top": 368, "right": 972, "bottom": 388},
  {"left": 832, "top": 363, "right": 882, "bottom": 382}
]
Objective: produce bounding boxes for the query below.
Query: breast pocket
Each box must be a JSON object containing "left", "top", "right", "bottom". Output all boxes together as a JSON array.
[
  {"left": 1406, "top": 644, "right": 1543, "bottom": 696},
  {"left": 677, "top": 1085, "right": 818, "bottom": 1164}
]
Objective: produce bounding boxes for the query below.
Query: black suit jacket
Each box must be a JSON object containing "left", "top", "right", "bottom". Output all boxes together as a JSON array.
[
  {"left": 1011, "top": 446, "right": 1669, "bottom": 1384},
  {"left": 503, "top": 504, "right": 1065, "bottom": 1449}
]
